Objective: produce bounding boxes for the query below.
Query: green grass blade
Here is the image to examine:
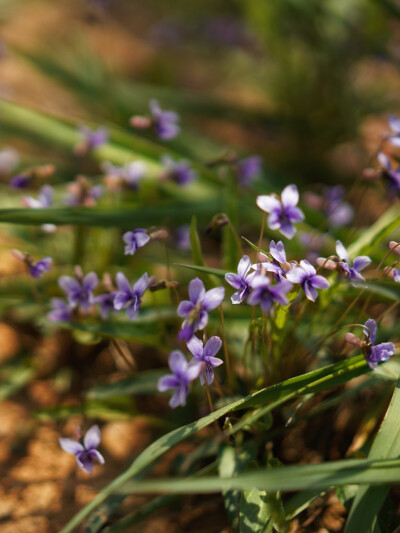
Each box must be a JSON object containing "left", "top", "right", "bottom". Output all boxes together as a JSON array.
[
  {"left": 86, "top": 370, "right": 164, "bottom": 400},
  {"left": 175, "top": 263, "right": 227, "bottom": 278}
]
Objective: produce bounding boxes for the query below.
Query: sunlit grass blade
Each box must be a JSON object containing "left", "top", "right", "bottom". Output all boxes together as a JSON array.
[
  {"left": 86, "top": 370, "right": 165, "bottom": 400},
  {"left": 175, "top": 263, "right": 227, "bottom": 278}
]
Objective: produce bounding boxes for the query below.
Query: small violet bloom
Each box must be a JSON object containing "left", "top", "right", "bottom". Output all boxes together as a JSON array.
[
  {"left": 94, "top": 292, "right": 116, "bottom": 320},
  {"left": 336, "top": 241, "right": 371, "bottom": 282},
  {"left": 286, "top": 260, "right": 330, "bottom": 302},
  {"left": 247, "top": 275, "right": 292, "bottom": 314},
  {"left": 59, "top": 272, "right": 99, "bottom": 311},
  {"left": 149, "top": 99, "right": 180, "bottom": 140},
  {"left": 29, "top": 257, "right": 53, "bottom": 279},
  {"left": 157, "top": 350, "right": 204, "bottom": 408},
  {"left": 235, "top": 155, "right": 262, "bottom": 187},
  {"left": 76, "top": 125, "right": 109, "bottom": 154},
  {"left": 187, "top": 335, "right": 223, "bottom": 385},
  {"left": 122, "top": 228, "right": 151, "bottom": 255},
  {"left": 175, "top": 225, "right": 191, "bottom": 251},
  {"left": 177, "top": 278, "right": 225, "bottom": 341},
  {"left": 225, "top": 255, "right": 254, "bottom": 304},
  {"left": 393, "top": 268, "right": 400, "bottom": 283},
  {"left": 23, "top": 185, "right": 54, "bottom": 209},
  {"left": 161, "top": 155, "right": 196, "bottom": 185},
  {"left": 102, "top": 160, "right": 146, "bottom": 191},
  {"left": 59, "top": 425, "right": 105, "bottom": 474},
  {"left": 47, "top": 298, "right": 72, "bottom": 322},
  {"left": 253, "top": 240, "right": 289, "bottom": 280},
  {"left": 377, "top": 152, "right": 400, "bottom": 194},
  {"left": 256, "top": 185, "right": 304, "bottom": 239},
  {"left": 345, "top": 318, "right": 395, "bottom": 370},
  {"left": 387, "top": 115, "right": 400, "bottom": 147},
  {"left": 113, "top": 272, "right": 148, "bottom": 320}
]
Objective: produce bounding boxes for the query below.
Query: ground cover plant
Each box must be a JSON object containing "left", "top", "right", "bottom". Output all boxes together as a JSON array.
[{"left": 2, "top": 1, "right": 400, "bottom": 532}]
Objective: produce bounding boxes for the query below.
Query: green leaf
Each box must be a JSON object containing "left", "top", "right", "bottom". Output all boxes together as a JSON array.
[
  {"left": 87, "top": 370, "right": 165, "bottom": 400},
  {"left": 345, "top": 374, "right": 400, "bottom": 533},
  {"left": 175, "top": 263, "right": 227, "bottom": 278},
  {"left": 60, "top": 354, "right": 371, "bottom": 533},
  {"left": 347, "top": 204, "right": 400, "bottom": 257},
  {"left": 219, "top": 446, "right": 241, "bottom": 529},
  {"left": 189, "top": 215, "right": 206, "bottom": 267},
  {"left": 35, "top": 398, "right": 135, "bottom": 421},
  {"left": 239, "top": 489, "right": 270, "bottom": 533}
]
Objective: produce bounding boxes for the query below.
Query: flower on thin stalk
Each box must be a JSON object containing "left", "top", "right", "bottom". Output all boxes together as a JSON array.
[
  {"left": 286, "top": 260, "right": 330, "bottom": 302},
  {"left": 187, "top": 335, "right": 223, "bottom": 385},
  {"left": 101, "top": 160, "right": 146, "bottom": 191},
  {"left": 11, "top": 250, "right": 53, "bottom": 279},
  {"left": 122, "top": 228, "right": 150, "bottom": 255},
  {"left": 161, "top": 155, "right": 196, "bottom": 186},
  {"left": 157, "top": 350, "right": 204, "bottom": 408},
  {"left": 225, "top": 255, "right": 254, "bottom": 304},
  {"left": 303, "top": 186, "right": 353, "bottom": 227},
  {"left": 12, "top": 164, "right": 55, "bottom": 190},
  {"left": 47, "top": 298, "right": 72, "bottom": 322},
  {"left": 59, "top": 272, "right": 99, "bottom": 311},
  {"left": 344, "top": 318, "right": 395, "bottom": 370},
  {"left": 177, "top": 278, "right": 225, "bottom": 341},
  {"left": 252, "top": 240, "right": 290, "bottom": 280},
  {"left": 247, "top": 275, "right": 292, "bottom": 314},
  {"left": 113, "top": 272, "right": 148, "bottom": 320},
  {"left": 59, "top": 425, "right": 105, "bottom": 474},
  {"left": 392, "top": 268, "right": 400, "bottom": 283},
  {"left": 336, "top": 240, "right": 371, "bottom": 283},
  {"left": 256, "top": 185, "right": 304, "bottom": 239},
  {"left": 130, "top": 100, "right": 180, "bottom": 140},
  {"left": 376, "top": 152, "right": 400, "bottom": 195}
]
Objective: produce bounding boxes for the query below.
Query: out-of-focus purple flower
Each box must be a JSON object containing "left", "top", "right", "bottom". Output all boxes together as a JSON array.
[
  {"left": 187, "top": 335, "right": 223, "bottom": 385},
  {"left": 101, "top": 160, "right": 146, "bottom": 191},
  {"left": 59, "top": 425, "right": 105, "bottom": 474},
  {"left": 47, "top": 298, "right": 72, "bottom": 322},
  {"left": 304, "top": 186, "right": 353, "bottom": 228},
  {"left": 113, "top": 272, "right": 148, "bottom": 320},
  {"left": 161, "top": 155, "right": 196, "bottom": 185},
  {"left": 225, "top": 255, "right": 254, "bottom": 304},
  {"left": 157, "top": 350, "right": 204, "bottom": 408},
  {"left": 387, "top": 115, "right": 400, "bottom": 147},
  {"left": 93, "top": 292, "right": 116, "bottom": 319},
  {"left": 11, "top": 174, "right": 30, "bottom": 188},
  {"left": 149, "top": 100, "right": 180, "bottom": 140},
  {"left": 345, "top": 318, "right": 395, "bottom": 370},
  {"left": 59, "top": 272, "right": 99, "bottom": 311},
  {"left": 377, "top": 152, "right": 400, "bottom": 194},
  {"left": 65, "top": 178, "right": 104, "bottom": 207},
  {"left": 76, "top": 125, "right": 108, "bottom": 155},
  {"left": 393, "top": 268, "right": 400, "bottom": 282},
  {"left": 285, "top": 260, "right": 330, "bottom": 302},
  {"left": 0, "top": 148, "right": 19, "bottom": 176},
  {"left": 23, "top": 185, "right": 54, "bottom": 208},
  {"left": 175, "top": 225, "right": 191, "bottom": 251},
  {"left": 247, "top": 275, "right": 292, "bottom": 314},
  {"left": 336, "top": 241, "right": 371, "bottom": 283},
  {"left": 297, "top": 231, "right": 327, "bottom": 264},
  {"left": 122, "top": 228, "right": 150, "bottom": 255},
  {"left": 235, "top": 156, "right": 262, "bottom": 187},
  {"left": 177, "top": 278, "right": 225, "bottom": 341},
  {"left": 256, "top": 185, "right": 304, "bottom": 240},
  {"left": 29, "top": 257, "right": 53, "bottom": 279}
]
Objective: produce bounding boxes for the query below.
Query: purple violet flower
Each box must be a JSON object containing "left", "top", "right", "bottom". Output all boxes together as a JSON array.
[
  {"left": 187, "top": 335, "right": 223, "bottom": 385},
  {"left": 29, "top": 257, "right": 53, "bottom": 279},
  {"left": 387, "top": 115, "right": 400, "bottom": 147},
  {"left": 247, "top": 275, "right": 292, "bottom": 314},
  {"left": 94, "top": 292, "right": 116, "bottom": 319},
  {"left": 47, "top": 298, "right": 72, "bottom": 322},
  {"left": 77, "top": 125, "right": 109, "bottom": 153},
  {"left": 175, "top": 225, "right": 191, "bottom": 251},
  {"left": 256, "top": 185, "right": 304, "bottom": 239},
  {"left": 377, "top": 152, "right": 400, "bottom": 194},
  {"left": 225, "top": 255, "right": 254, "bottom": 304},
  {"left": 161, "top": 155, "right": 196, "bottom": 186},
  {"left": 236, "top": 155, "right": 262, "bottom": 187},
  {"left": 122, "top": 228, "right": 150, "bottom": 255},
  {"left": 113, "top": 272, "right": 148, "bottom": 320},
  {"left": 59, "top": 272, "right": 99, "bottom": 311},
  {"left": 345, "top": 318, "right": 395, "bottom": 370},
  {"left": 102, "top": 161, "right": 146, "bottom": 191},
  {"left": 177, "top": 278, "right": 225, "bottom": 341},
  {"left": 336, "top": 241, "right": 371, "bottom": 283},
  {"left": 157, "top": 350, "right": 204, "bottom": 408},
  {"left": 59, "top": 425, "right": 105, "bottom": 474},
  {"left": 393, "top": 268, "right": 400, "bottom": 283},
  {"left": 149, "top": 100, "right": 180, "bottom": 140},
  {"left": 23, "top": 185, "right": 54, "bottom": 209},
  {"left": 285, "top": 260, "right": 330, "bottom": 301},
  {"left": 251, "top": 241, "right": 290, "bottom": 280}
]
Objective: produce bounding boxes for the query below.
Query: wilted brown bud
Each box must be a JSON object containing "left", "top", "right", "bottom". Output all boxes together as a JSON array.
[
  {"left": 389, "top": 241, "right": 400, "bottom": 256},
  {"left": 148, "top": 278, "right": 179, "bottom": 292},
  {"left": 206, "top": 213, "right": 229, "bottom": 234},
  {"left": 130, "top": 116, "right": 152, "bottom": 129},
  {"left": 149, "top": 228, "right": 169, "bottom": 241},
  {"left": 316, "top": 257, "right": 338, "bottom": 270},
  {"left": 10, "top": 249, "right": 27, "bottom": 262}
]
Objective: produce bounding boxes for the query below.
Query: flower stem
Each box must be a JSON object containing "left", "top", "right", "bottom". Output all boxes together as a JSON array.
[{"left": 219, "top": 305, "right": 233, "bottom": 390}]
